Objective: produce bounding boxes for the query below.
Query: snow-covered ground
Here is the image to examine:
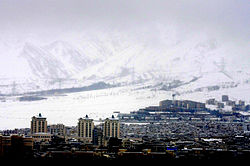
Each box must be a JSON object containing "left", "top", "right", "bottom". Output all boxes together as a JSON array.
[
  {"left": 0, "top": 82, "right": 250, "bottom": 130},
  {"left": 0, "top": 85, "right": 168, "bottom": 130}
]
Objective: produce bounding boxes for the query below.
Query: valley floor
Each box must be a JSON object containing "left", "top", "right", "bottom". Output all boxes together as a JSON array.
[{"left": 0, "top": 83, "right": 250, "bottom": 130}]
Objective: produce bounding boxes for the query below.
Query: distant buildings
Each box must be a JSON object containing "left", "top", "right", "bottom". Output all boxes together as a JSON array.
[
  {"left": 1, "top": 96, "right": 250, "bottom": 160},
  {"left": 160, "top": 99, "right": 205, "bottom": 111},
  {"left": 49, "top": 124, "right": 66, "bottom": 137},
  {"left": 77, "top": 115, "right": 94, "bottom": 143},
  {"left": 103, "top": 115, "right": 120, "bottom": 139},
  {"left": 92, "top": 126, "right": 103, "bottom": 146},
  {"left": 119, "top": 99, "right": 212, "bottom": 122},
  {"left": 206, "top": 95, "right": 248, "bottom": 112},
  {"left": 217, "top": 102, "right": 225, "bottom": 108},
  {"left": 31, "top": 133, "right": 52, "bottom": 142},
  {"left": 226, "top": 100, "right": 236, "bottom": 107},
  {"left": 28, "top": 113, "right": 121, "bottom": 145},
  {"left": 31, "top": 113, "right": 47, "bottom": 134},
  {"left": 239, "top": 100, "right": 245, "bottom": 107},
  {"left": 77, "top": 115, "right": 121, "bottom": 146},
  {"left": 206, "top": 98, "right": 216, "bottom": 105},
  {"left": 30, "top": 113, "right": 52, "bottom": 142},
  {"left": 0, "top": 128, "right": 30, "bottom": 136},
  {"left": 222, "top": 95, "right": 229, "bottom": 102}
]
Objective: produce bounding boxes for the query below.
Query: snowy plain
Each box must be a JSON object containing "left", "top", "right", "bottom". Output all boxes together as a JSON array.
[{"left": 1, "top": 82, "right": 250, "bottom": 130}]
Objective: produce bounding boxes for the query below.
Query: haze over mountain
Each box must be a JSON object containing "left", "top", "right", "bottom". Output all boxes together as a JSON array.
[{"left": 0, "top": 0, "right": 249, "bottom": 96}]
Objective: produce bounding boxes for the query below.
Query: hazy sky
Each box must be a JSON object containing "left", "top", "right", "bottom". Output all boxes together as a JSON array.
[{"left": 0, "top": 0, "right": 249, "bottom": 43}]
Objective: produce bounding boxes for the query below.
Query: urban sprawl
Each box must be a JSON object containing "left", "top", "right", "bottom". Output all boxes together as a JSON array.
[{"left": 1, "top": 94, "right": 250, "bottom": 160}]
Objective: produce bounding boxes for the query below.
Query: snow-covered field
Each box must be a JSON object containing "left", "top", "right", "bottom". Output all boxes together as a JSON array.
[
  {"left": 0, "top": 85, "right": 169, "bottom": 130},
  {"left": 1, "top": 82, "right": 250, "bottom": 130}
]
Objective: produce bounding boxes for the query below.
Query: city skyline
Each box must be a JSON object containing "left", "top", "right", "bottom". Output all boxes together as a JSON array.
[
  {"left": 0, "top": 0, "right": 249, "bottom": 160},
  {"left": 1, "top": 96, "right": 250, "bottom": 160}
]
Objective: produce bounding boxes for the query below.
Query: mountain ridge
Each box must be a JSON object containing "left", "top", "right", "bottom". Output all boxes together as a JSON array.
[{"left": 0, "top": 29, "right": 249, "bottom": 95}]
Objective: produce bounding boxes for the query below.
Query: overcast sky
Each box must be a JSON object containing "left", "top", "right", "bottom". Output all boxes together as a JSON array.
[{"left": 0, "top": 0, "right": 249, "bottom": 43}]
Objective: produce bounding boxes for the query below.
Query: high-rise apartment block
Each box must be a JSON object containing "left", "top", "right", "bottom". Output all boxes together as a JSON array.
[
  {"left": 30, "top": 113, "right": 47, "bottom": 134},
  {"left": 77, "top": 115, "right": 94, "bottom": 142},
  {"left": 103, "top": 115, "right": 120, "bottom": 139},
  {"left": 92, "top": 127, "right": 103, "bottom": 146}
]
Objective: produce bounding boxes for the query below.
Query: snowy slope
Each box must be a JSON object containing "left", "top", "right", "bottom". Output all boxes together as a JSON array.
[
  {"left": 0, "top": 27, "right": 249, "bottom": 95},
  {"left": 75, "top": 33, "right": 249, "bottom": 89}
]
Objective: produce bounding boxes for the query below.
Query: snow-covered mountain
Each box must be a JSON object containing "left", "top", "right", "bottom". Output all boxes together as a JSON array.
[
  {"left": 0, "top": 28, "right": 249, "bottom": 130},
  {"left": 0, "top": 28, "right": 249, "bottom": 96}
]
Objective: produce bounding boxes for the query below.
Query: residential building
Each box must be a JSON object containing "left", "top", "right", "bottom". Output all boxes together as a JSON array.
[
  {"left": 103, "top": 115, "right": 120, "bottom": 139},
  {"left": 30, "top": 113, "right": 47, "bottom": 134},
  {"left": 217, "top": 102, "right": 225, "bottom": 108},
  {"left": 77, "top": 115, "right": 94, "bottom": 143},
  {"left": 222, "top": 95, "right": 229, "bottom": 102},
  {"left": 226, "top": 100, "right": 236, "bottom": 107},
  {"left": 49, "top": 124, "right": 66, "bottom": 137},
  {"left": 206, "top": 98, "right": 216, "bottom": 105},
  {"left": 92, "top": 126, "right": 103, "bottom": 146},
  {"left": 239, "top": 100, "right": 245, "bottom": 106},
  {"left": 0, "top": 135, "right": 33, "bottom": 158},
  {"left": 32, "top": 133, "right": 52, "bottom": 142}
]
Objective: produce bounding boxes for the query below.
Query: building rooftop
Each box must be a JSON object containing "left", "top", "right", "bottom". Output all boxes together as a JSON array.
[
  {"left": 33, "top": 113, "right": 46, "bottom": 119},
  {"left": 79, "top": 115, "right": 93, "bottom": 121},
  {"left": 106, "top": 115, "right": 119, "bottom": 121}
]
